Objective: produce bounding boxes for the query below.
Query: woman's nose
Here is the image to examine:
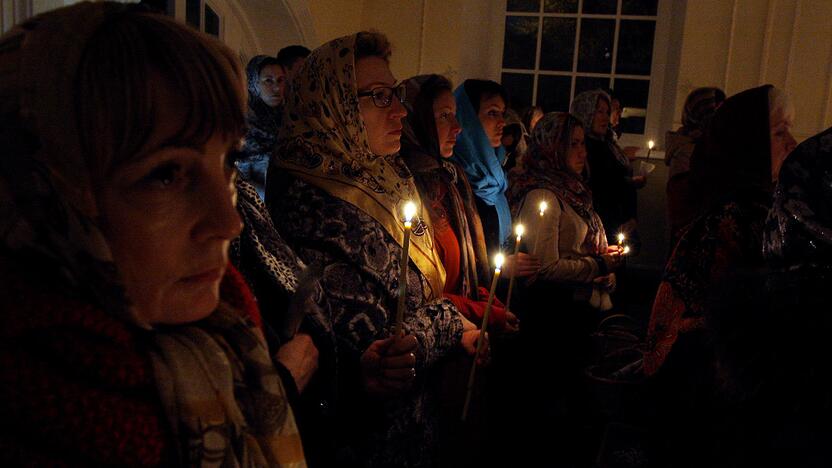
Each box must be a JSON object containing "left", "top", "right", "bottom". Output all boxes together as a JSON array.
[{"left": 389, "top": 97, "right": 407, "bottom": 119}]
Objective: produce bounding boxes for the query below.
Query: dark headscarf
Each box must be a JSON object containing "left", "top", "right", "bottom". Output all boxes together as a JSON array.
[
  {"left": 400, "top": 74, "right": 491, "bottom": 298},
  {"left": 507, "top": 112, "right": 607, "bottom": 254},
  {"left": 245, "top": 54, "right": 283, "bottom": 133},
  {"left": 681, "top": 86, "right": 725, "bottom": 136},
  {"left": 690, "top": 85, "right": 773, "bottom": 210},
  {"left": 764, "top": 125, "right": 832, "bottom": 268}
]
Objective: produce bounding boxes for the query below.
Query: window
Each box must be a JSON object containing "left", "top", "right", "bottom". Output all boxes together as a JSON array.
[
  {"left": 502, "top": 0, "right": 658, "bottom": 134},
  {"left": 185, "top": 0, "right": 222, "bottom": 38}
]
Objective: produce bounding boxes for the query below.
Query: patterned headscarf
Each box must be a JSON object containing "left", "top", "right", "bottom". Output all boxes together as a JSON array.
[
  {"left": 269, "top": 34, "right": 446, "bottom": 297},
  {"left": 681, "top": 86, "right": 725, "bottom": 135},
  {"left": 571, "top": 89, "right": 631, "bottom": 170},
  {"left": 507, "top": 112, "right": 607, "bottom": 254},
  {"left": 450, "top": 83, "right": 512, "bottom": 247},
  {"left": 764, "top": 125, "right": 832, "bottom": 267},
  {"left": 0, "top": 3, "right": 305, "bottom": 465}
]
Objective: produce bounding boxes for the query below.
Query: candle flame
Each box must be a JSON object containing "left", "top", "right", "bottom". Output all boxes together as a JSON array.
[
  {"left": 617, "top": 233, "right": 625, "bottom": 243},
  {"left": 402, "top": 201, "right": 417, "bottom": 223},
  {"left": 538, "top": 201, "right": 548, "bottom": 216},
  {"left": 494, "top": 253, "right": 505, "bottom": 271},
  {"left": 623, "top": 245, "right": 631, "bottom": 255},
  {"left": 648, "top": 140, "right": 655, "bottom": 149},
  {"left": 514, "top": 224, "right": 525, "bottom": 238}
]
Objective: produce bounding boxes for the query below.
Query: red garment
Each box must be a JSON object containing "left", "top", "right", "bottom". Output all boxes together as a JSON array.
[
  {"left": 0, "top": 263, "right": 260, "bottom": 466},
  {"left": 445, "top": 288, "right": 507, "bottom": 330}
]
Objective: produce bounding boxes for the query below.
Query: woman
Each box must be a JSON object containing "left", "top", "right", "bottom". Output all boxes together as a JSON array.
[
  {"left": 644, "top": 85, "right": 797, "bottom": 377},
  {"left": 665, "top": 87, "right": 726, "bottom": 248},
  {"left": 501, "top": 109, "right": 528, "bottom": 173},
  {"left": 522, "top": 105, "right": 544, "bottom": 133},
  {"left": 267, "top": 33, "right": 482, "bottom": 467},
  {"left": 506, "top": 113, "right": 621, "bottom": 463},
  {"left": 400, "top": 74, "right": 519, "bottom": 332},
  {"left": 452, "top": 79, "right": 512, "bottom": 253},
  {"left": 236, "top": 55, "right": 285, "bottom": 201},
  {"left": 0, "top": 3, "right": 306, "bottom": 465},
  {"left": 571, "top": 89, "right": 645, "bottom": 250}
]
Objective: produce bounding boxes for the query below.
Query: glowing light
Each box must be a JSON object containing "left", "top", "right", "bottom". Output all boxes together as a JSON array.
[
  {"left": 623, "top": 246, "right": 631, "bottom": 255},
  {"left": 494, "top": 253, "right": 505, "bottom": 271},
  {"left": 617, "top": 233, "right": 626, "bottom": 244},
  {"left": 514, "top": 224, "right": 525, "bottom": 238},
  {"left": 648, "top": 140, "right": 655, "bottom": 150},
  {"left": 538, "top": 201, "right": 548, "bottom": 216},
  {"left": 403, "top": 201, "right": 417, "bottom": 224}
]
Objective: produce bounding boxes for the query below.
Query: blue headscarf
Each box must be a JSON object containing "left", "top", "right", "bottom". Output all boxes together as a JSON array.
[{"left": 451, "top": 84, "right": 511, "bottom": 248}]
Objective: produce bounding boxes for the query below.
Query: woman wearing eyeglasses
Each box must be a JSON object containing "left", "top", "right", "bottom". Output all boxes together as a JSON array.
[
  {"left": 236, "top": 55, "right": 286, "bottom": 201},
  {"left": 268, "top": 32, "right": 483, "bottom": 467}
]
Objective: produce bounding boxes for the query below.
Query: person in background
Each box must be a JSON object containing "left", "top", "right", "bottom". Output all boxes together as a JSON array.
[
  {"left": 665, "top": 87, "right": 726, "bottom": 249},
  {"left": 0, "top": 3, "right": 308, "bottom": 465},
  {"left": 237, "top": 54, "right": 284, "bottom": 200},
  {"left": 501, "top": 108, "right": 529, "bottom": 172},
  {"left": 571, "top": 89, "right": 645, "bottom": 252},
  {"left": 277, "top": 44, "right": 311, "bottom": 81},
  {"left": 522, "top": 105, "right": 544, "bottom": 133},
  {"left": 268, "top": 32, "right": 484, "bottom": 467},
  {"left": 607, "top": 88, "right": 623, "bottom": 140}
]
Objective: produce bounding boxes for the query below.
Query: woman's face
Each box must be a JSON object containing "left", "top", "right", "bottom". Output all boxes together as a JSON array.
[
  {"left": 256, "top": 64, "right": 285, "bottom": 107},
  {"left": 610, "top": 98, "right": 622, "bottom": 127},
  {"left": 356, "top": 56, "right": 408, "bottom": 156},
  {"left": 591, "top": 98, "right": 610, "bottom": 137},
  {"left": 565, "top": 125, "right": 587, "bottom": 175},
  {"left": 433, "top": 90, "right": 461, "bottom": 158},
  {"left": 99, "top": 89, "right": 243, "bottom": 325},
  {"left": 770, "top": 110, "right": 797, "bottom": 182},
  {"left": 478, "top": 94, "right": 506, "bottom": 148}
]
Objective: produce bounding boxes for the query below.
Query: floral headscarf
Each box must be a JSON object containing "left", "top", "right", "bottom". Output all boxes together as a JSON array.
[
  {"left": 507, "top": 112, "right": 607, "bottom": 254},
  {"left": 269, "top": 34, "right": 446, "bottom": 297}
]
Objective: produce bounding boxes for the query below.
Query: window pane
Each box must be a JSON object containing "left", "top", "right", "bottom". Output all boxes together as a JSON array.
[
  {"left": 205, "top": 5, "right": 220, "bottom": 37},
  {"left": 622, "top": 0, "right": 658, "bottom": 15},
  {"left": 507, "top": 0, "right": 540, "bottom": 12},
  {"left": 540, "top": 17, "right": 576, "bottom": 71},
  {"left": 544, "top": 0, "right": 578, "bottom": 13},
  {"left": 502, "top": 73, "right": 534, "bottom": 111},
  {"left": 186, "top": 0, "right": 200, "bottom": 28},
  {"left": 537, "top": 75, "right": 571, "bottom": 112},
  {"left": 578, "top": 19, "right": 614, "bottom": 73},
  {"left": 575, "top": 76, "right": 610, "bottom": 96},
  {"left": 616, "top": 20, "right": 655, "bottom": 75},
  {"left": 614, "top": 78, "right": 649, "bottom": 109},
  {"left": 619, "top": 115, "right": 646, "bottom": 134},
  {"left": 503, "top": 16, "right": 539, "bottom": 70},
  {"left": 582, "top": 0, "right": 616, "bottom": 14}
]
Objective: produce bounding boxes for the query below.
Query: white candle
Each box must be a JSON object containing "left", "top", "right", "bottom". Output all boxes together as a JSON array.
[
  {"left": 504, "top": 224, "right": 524, "bottom": 316},
  {"left": 532, "top": 201, "right": 548, "bottom": 255},
  {"left": 394, "top": 201, "right": 417, "bottom": 336},
  {"left": 617, "top": 232, "right": 626, "bottom": 248},
  {"left": 462, "top": 253, "right": 504, "bottom": 421},
  {"left": 647, "top": 139, "right": 655, "bottom": 158}
]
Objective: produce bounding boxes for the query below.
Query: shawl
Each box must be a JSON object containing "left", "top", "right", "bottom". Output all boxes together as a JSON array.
[
  {"left": 507, "top": 112, "right": 607, "bottom": 254},
  {"left": 570, "top": 89, "right": 631, "bottom": 170},
  {"left": 764, "top": 125, "right": 832, "bottom": 267},
  {"left": 240, "top": 55, "right": 284, "bottom": 199},
  {"left": 689, "top": 85, "right": 774, "bottom": 210},
  {"left": 0, "top": 3, "right": 305, "bottom": 465},
  {"left": 269, "top": 34, "right": 445, "bottom": 298},
  {"left": 400, "top": 74, "right": 491, "bottom": 300},
  {"left": 450, "top": 84, "right": 512, "bottom": 247}
]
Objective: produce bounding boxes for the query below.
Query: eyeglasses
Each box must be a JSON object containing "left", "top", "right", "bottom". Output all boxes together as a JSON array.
[{"left": 357, "top": 83, "right": 406, "bottom": 108}]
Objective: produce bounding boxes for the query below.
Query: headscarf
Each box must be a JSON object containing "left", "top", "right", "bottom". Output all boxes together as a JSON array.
[
  {"left": 570, "top": 89, "right": 631, "bottom": 170},
  {"left": 689, "top": 85, "right": 773, "bottom": 210},
  {"left": 502, "top": 108, "right": 529, "bottom": 169},
  {"left": 507, "top": 112, "right": 607, "bottom": 254},
  {"left": 450, "top": 84, "right": 512, "bottom": 247},
  {"left": 764, "top": 125, "right": 832, "bottom": 268},
  {"left": 681, "top": 86, "right": 725, "bottom": 136},
  {"left": 245, "top": 54, "right": 283, "bottom": 136},
  {"left": 400, "top": 74, "right": 491, "bottom": 299},
  {"left": 269, "top": 34, "right": 446, "bottom": 297},
  {"left": 0, "top": 3, "right": 305, "bottom": 465}
]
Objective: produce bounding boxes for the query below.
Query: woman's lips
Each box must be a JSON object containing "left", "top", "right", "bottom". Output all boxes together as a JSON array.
[{"left": 180, "top": 267, "right": 224, "bottom": 283}]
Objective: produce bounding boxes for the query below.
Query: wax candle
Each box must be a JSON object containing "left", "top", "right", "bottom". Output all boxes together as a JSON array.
[
  {"left": 504, "top": 224, "right": 524, "bottom": 316},
  {"left": 394, "top": 201, "right": 417, "bottom": 336}
]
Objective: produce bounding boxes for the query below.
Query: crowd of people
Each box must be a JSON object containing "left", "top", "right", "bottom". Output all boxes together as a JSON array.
[{"left": 1, "top": 3, "right": 829, "bottom": 467}]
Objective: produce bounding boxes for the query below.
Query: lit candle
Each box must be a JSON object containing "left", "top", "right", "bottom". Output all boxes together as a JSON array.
[
  {"left": 394, "top": 201, "right": 417, "bottom": 336},
  {"left": 617, "top": 232, "right": 626, "bottom": 248},
  {"left": 622, "top": 245, "right": 631, "bottom": 255},
  {"left": 462, "top": 253, "right": 504, "bottom": 421},
  {"left": 504, "top": 224, "right": 524, "bottom": 316},
  {"left": 532, "top": 201, "right": 548, "bottom": 255},
  {"left": 647, "top": 139, "right": 655, "bottom": 158}
]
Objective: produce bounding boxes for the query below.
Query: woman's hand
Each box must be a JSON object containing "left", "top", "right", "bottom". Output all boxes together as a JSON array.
[
  {"left": 275, "top": 333, "right": 319, "bottom": 393},
  {"left": 504, "top": 310, "right": 520, "bottom": 334},
  {"left": 503, "top": 252, "right": 541, "bottom": 278},
  {"left": 592, "top": 273, "right": 617, "bottom": 292},
  {"left": 360, "top": 334, "right": 418, "bottom": 397},
  {"left": 601, "top": 251, "right": 622, "bottom": 271},
  {"left": 461, "top": 329, "right": 490, "bottom": 366}
]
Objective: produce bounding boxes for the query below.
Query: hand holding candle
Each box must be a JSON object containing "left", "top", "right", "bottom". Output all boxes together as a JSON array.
[
  {"left": 462, "top": 253, "right": 504, "bottom": 421},
  {"left": 504, "top": 224, "right": 524, "bottom": 316},
  {"left": 394, "top": 201, "right": 417, "bottom": 336}
]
